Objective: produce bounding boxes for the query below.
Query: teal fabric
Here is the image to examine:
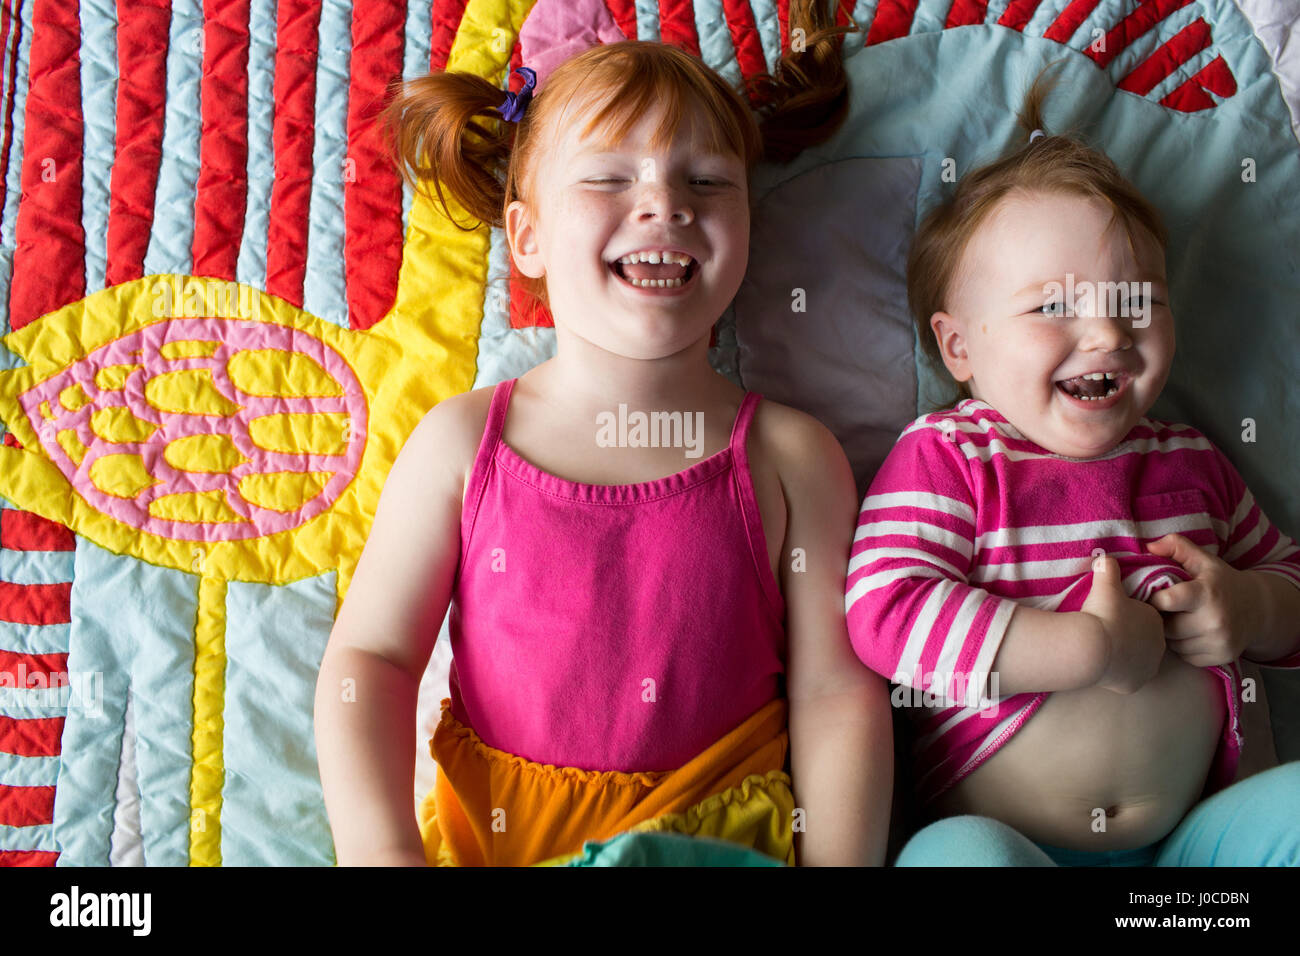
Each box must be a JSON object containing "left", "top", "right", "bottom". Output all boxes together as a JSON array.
[
  {"left": 564, "top": 831, "right": 786, "bottom": 867},
  {"left": 894, "top": 761, "right": 1300, "bottom": 866}
]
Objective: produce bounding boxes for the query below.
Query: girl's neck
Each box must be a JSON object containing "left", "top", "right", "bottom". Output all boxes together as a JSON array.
[{"left": 529, "top": 328, "right": 738, "bottom": 414}]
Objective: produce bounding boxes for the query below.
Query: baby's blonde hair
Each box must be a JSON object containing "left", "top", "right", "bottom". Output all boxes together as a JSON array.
[{"left": 907, "top": 61, "right": 1170, "bottom": 401}]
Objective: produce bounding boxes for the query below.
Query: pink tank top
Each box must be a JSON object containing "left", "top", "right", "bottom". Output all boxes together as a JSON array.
[{"left": 446, "top": 377, "right": 786, "bottom": 773}]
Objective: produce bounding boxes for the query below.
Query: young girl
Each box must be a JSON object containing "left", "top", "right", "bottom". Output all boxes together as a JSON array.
[
  {"left": 847, "top": 70, "right": 1300, "bottom": 866},
  {"left": 313, "top": 5, "right": 894, "bottom": 867}
]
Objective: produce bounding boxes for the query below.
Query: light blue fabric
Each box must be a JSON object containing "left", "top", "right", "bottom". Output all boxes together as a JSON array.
[
  {"left": 564, "top": 830, "right": 786, "bottom": 867},
  {"left": 894, "top": 761, "right": 1300, "bottom": 866}
]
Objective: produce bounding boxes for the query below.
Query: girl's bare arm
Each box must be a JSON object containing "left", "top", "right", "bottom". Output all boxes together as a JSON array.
[
  {"left": 777, "top": 410, "right": 894, "bottom": 866},
  {"left": 313, "top": 393, "right": 479, "bottom": 866}
]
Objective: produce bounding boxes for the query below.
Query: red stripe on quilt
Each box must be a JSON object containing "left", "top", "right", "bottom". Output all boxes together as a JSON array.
[
  {"left": 1085, "top": 0, "right": 1194, "bottom": 70},
  {"left": 866, "top": 0, "right": 919, "bottom": 46},
  {"left": 1161, "top": 55, "right": 1234, "bottom": 112},
  {"left": 997, "top": 0, "right": 1041, "bottom": 32},
  {"left": 429, "top": 0, "right": 468, "bottom": 72},
  {"left": 509, "top": 31, "right": 523, "bottom": 81},
  {"left": 8, "top": 0, "right": 85, "bottom": 331},
  {"left": 660, "top": 0, "right": 701, "bottom": 56},
  {"left": 191, "top": 0, "right": 252, "bottom": 283},
  {"left": 0, "top": 581, "right": 71, "bottom": 626},
  {"left": 0, "top": 649, "right": 68, "bottom": 687},
  {"left": 343, "top": 0, "right": 405, "bottom": 331},
  {"left": 603, "top": 0, "right": 638, "bottom": 41},
  {"left": 264, "top": 0, "right": 323, "bottom": 310},
  {"left": 0, "top": 785, "right": 55, "bottom": 827},
  {"left": 1117, "top": 16, "right": 1210, "bottom": 95},
  {"left": 777, "top": 0, "right": 789, "bottom": 52},
  {"left": 947, "top": 0, "right": 989, "bottom": 29},
  {"left": 0, "top": 508, "right": 75, "bottom": 551},
  {"left": 1044, "top": 0, "right": 1103, "bottom": 43},
  {"left": 508, "top": 258, "right": 552, "bottom": 329},
  {"left": 1192, "top": 54, "right": 1235, "bottom": 96},
  {"left": 721, "top": 0, "right": 768, "bottom": 105},
  {"left": 104, "top": 0, "right": 169, "bottom": 288},
  {"left": 0, "top": 849, "right": 59, "bottom": 866},
  {"left": 0, "top": 715, "right": 64, "bottom": 757},
  {"left": 0, "top": 0, "right": 24, "bottom": 249}
]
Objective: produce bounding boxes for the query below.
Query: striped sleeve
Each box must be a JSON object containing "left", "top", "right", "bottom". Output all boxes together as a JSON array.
[
  {"left": 845, "top": 421, "right": 1018, "bottom": 709},
  {"left": 1214, "top": 448, "right": 1300, "bottom": 667}
]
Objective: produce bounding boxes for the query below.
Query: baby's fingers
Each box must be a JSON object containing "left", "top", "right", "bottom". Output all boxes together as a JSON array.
[
  {"left": 1164, "top": 631, "right": 1234, "bottom": 668},
  {"left": 1149, "top": 580, "right": 1201, "bottom": 614}
]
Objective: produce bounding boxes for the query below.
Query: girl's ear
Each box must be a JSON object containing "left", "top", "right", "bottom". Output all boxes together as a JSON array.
[
  {"left": 930, "top": 311, "right": 973, "bottom": 384},
  {"left": 505, "top": 199, "right": 545, "bottom": 279}
]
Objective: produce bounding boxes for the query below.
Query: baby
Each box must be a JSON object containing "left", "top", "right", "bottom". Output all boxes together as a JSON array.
[{"left": 847, "top": 70, "right": 1300, "bottom": 866}]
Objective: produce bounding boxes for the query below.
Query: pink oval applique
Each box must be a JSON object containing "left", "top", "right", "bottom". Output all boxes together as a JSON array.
[{"left": 18, "top": 318, "right": 368, "bottom": 542}]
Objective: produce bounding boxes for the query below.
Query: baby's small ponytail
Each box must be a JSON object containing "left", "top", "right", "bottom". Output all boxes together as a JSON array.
[
  {"left": 1015, "top": 58, "right": 1067, "bottom": 149},
  {"left": 379, "top": 69, "right": 518, "bottom": 230}
]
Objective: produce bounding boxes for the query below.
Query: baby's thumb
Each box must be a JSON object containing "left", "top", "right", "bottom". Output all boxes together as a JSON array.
[{"left": 1090, "top": 553, "right": 1122, "bottom": 588}]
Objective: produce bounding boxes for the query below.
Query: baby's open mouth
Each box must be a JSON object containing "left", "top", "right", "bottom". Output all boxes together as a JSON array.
[
  {"left": 1056, "top": 371, "right": 1122, "bottom": 401},
  {"left": 610, "top": 250, "right": 697, "bottom": 288}
]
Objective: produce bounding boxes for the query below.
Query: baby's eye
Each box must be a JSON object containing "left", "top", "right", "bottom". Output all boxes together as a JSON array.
[{"left": 1036, "top": 300, "right": 1067, "bottom": 316}]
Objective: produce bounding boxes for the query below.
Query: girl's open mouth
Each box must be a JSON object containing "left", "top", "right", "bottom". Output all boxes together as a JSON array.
[
  {"left": 1055, "top": 371, "right": 1129, "bottom": 408},
  {"left": 609, "top": 250, "right": 698, "bottom": 290}
]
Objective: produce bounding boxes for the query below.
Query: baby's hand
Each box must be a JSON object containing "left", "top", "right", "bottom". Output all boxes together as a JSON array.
[
  {"left": 1082, "top": 555, "right": 1166, "bottom": 694},
  {"left": 1146, "top": 533, "right": 1258, "bottom": 667}
]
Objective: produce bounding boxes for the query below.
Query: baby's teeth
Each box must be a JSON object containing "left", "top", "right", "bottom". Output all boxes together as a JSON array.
[{"left": 1083, "top": 372, "right": 1105, "bottom": 380}]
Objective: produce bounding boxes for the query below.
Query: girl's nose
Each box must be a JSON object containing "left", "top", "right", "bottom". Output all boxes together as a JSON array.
[{"left": 634, "top": 181, "right": 693, "bottom": 225}]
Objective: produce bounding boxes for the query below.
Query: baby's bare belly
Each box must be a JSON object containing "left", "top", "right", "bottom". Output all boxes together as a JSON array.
[{"left": 929, "top": 650, "right": 1227, "bottom": 851}]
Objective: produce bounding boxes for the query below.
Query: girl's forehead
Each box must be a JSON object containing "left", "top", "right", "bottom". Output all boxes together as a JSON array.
[{"left": 552, "top": 94, "right": 730, "bottom": 157}]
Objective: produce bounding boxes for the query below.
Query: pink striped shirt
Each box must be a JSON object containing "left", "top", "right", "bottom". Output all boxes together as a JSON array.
[{"left": 845, "top": 399, "right": 1300, "bottom": 804}]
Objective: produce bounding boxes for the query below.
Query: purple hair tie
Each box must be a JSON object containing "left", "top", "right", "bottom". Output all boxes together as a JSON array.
[{"left": 498, "top": 66, "right": 537, "bottom": 123}]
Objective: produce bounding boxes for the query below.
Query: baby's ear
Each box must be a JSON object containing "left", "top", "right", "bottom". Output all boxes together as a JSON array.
[
  {"left": 930, "top": 311, "right": 973, "bottom": 384},
  {"left": 505, "top": 199, "right": 545, "bottom": 279}
]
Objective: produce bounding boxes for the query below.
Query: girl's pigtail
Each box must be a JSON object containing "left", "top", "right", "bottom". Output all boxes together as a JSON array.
[
  {"left": 754, "top": 0, "right": 861, "bottom": 164},
  {"left": 379, "top": 71, "right": 516, "bottom": 230}
]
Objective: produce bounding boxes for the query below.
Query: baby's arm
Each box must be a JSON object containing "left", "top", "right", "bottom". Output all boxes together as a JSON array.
[
  {"left": 313, "top": 396, "right": 475, "bottom": 866},
  {"left": 847, "top": 424, "right": 1161, "bottom": 705},
  {"left": 773, "top": 408, "right": 893, "bottom": 866}
]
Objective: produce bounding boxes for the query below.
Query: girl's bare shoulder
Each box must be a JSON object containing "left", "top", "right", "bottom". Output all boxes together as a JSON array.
[
  {"left": 748, "top": 396, "right": 849, "bottom": 473},
  {"left": 409, "top": 384, "right": 497, "bottom": 505}
]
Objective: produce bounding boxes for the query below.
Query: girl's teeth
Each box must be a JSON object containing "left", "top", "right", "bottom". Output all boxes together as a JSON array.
[
  {"left": 625, "top": 276, "right": 685, "bottom": 288},
  {"left": 617, "top": 251, "right": 693, "bottom": 266}
]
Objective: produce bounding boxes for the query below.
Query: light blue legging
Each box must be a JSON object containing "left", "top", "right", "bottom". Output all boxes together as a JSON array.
[{"left": 894, "top": 761, "right": 1300, "bottom": 866}]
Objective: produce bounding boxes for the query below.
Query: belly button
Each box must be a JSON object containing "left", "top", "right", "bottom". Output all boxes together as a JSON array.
[{"left": 1105, "top": 805, "right": 1119, "bottom": 818}]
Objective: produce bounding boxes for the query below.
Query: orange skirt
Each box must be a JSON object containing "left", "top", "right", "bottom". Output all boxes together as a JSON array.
[{"left": 417, "top": 697, "right": 795, "bottom": 866}]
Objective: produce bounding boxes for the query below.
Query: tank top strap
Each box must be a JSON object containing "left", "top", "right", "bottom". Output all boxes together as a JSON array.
[
  {"left": 727, "top": 391, "right": 784, "bottom": 623},
  {"left": 727, "top": 391, "right": 761, "bottom": 467},
  {"left": 461, "top": 378, "right": 516, "bottom": 544}
]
